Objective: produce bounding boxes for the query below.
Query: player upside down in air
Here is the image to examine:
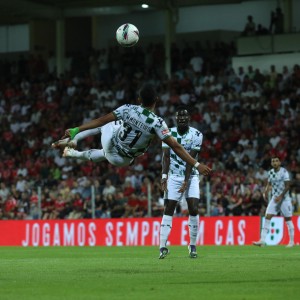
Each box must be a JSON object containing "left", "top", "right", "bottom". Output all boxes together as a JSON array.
[{"left": 52, "top": 83, "right": 211, "bottom": 175}]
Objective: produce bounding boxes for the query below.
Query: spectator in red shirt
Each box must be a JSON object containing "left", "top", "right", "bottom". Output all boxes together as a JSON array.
[
  {"left": 68, "top": 192, "right": 84, "bottom": 219},
  {"left": 3, "top": 194, "right": 18, "bottom": 219},
  {"left": 52, "top": 194, "right": 66, "bottom": 219},
  {"left": 123, "top": 180, "right": 135, "bottom": 197},
  {"left": 123, "top": 193, "right": 140, "bottom": 218}
]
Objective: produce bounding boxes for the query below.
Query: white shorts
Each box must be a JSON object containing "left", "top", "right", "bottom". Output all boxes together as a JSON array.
[
  {"left": 101, "top": 122, "right": 133, "bottom": 167},
  {"left": 164, "top": 175, "right": 200, "bottom": 202},
  {"left": 266, "top": 196, "right": 293, "bottom": 217}
]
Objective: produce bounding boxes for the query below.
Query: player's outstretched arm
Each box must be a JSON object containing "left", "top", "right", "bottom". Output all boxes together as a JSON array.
[
  {"left": 64, "top": 112, "right": 117, "bottom": 139},
  {"left": 163, "top": 136, "right": 211, "bottom": 176}
]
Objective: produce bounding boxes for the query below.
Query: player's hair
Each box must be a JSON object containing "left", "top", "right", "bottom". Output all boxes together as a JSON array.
[
  {"left": 271, "top": 155, "right": 280, "bottom": 160},
  {"left": 175, "top": 105, "right": 190, "bottom": 115},
  {"left": 139, "top": 84, "right": 157, "bottom": 107}
]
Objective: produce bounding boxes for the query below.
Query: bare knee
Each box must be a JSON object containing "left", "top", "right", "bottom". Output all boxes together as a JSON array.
[
  {"left": 265, "top": 214, "right": 274, "bottom": 220},
  {"left": 164, "top": 200, "right": 177, "bottom": 216}
]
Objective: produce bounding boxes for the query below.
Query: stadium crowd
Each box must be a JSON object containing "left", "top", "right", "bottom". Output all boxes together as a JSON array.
[{"left": 0, "top": 40, "right": 299, "bottom": 220}]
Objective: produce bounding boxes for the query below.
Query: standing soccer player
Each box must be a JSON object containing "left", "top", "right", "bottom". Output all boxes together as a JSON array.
[
  {"left": 53, "top": 84, "right": 211, "bottom": 177},
  {"left": 253, "top": 156, "right": 294, "bottom": 247},
  {"left": 159, "top": 106, "right": 203, "bottom": 259}
]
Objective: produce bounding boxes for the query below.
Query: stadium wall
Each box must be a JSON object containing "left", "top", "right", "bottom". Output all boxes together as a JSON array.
[
  {"left": 0, "top": 216, "right": 299, "bottom": 247},
  {"left": 94, "top": 0, "right": 300, "bottom": 48},
  {"left": 232, "top": 52, "right": 300, "bottom": 74}
]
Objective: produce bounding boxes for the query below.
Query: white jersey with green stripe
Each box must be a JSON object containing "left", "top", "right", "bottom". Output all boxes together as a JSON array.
[
  {"left": 113, "top": 104, "right": 171, "bottom": 158},
  {"left": 268, "top": 167, "right": 291, "bottom": 201},
  {"left": 162, "top": 126, "right": 203, "bottom": 176}
]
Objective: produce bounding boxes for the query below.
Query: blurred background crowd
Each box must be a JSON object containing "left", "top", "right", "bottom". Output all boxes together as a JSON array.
[{"left": 0, "top": 40, "right": 299, "bottom": 220}]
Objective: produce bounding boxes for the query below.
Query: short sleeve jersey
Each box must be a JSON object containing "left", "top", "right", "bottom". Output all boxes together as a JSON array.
[
  {"left": 162, "top": 126, "right": 203, "bottom": 176},
  {"left": 113, "top": 104, "right": 171, "bottom": 158},
  {"left": 268, "top": 167, "right": 290, "bottom": 201}
]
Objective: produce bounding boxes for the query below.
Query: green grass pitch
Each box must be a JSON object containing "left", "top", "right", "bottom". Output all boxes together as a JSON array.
[{"left": 0, "top": 246, "right": 299, "bottom": 300}]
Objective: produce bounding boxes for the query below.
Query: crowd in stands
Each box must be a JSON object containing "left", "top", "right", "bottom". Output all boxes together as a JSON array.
[{"left": 0, "top": 39, "right": 299, "bottom": 220}]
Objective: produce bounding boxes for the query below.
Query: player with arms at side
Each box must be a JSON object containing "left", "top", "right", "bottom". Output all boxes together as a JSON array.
[
  {"left": 253, "top": 156, "right": 294, "bottom": 247},
  {"left": 53, "top": 84, "right": 212, "bottom": 177},
  {"left": 159, "top": 106, "right": 203, "bottom": 259}
]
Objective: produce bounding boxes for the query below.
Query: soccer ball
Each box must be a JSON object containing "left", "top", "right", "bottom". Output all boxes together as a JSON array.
[{"left": 116, "top": 23, "right": 139, "bottom": 47}]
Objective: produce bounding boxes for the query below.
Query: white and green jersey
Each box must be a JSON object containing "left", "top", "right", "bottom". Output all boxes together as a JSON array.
[
  {"left": 113, "top": 104, "right": 171, "bottom": 158},
  {"left": 162, "top": 126, "right": 203, "bottom": 176},
  {"left": 268, "top": 167, "right": 291, "bottom": 201}
]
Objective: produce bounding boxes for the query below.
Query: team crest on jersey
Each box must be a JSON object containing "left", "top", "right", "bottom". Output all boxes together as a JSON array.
[{"left": 162, "top": 129, "right": 169, "bottom": 135}]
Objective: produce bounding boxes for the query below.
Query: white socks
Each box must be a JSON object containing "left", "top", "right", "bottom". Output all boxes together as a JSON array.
[
  {"left": 260, "top": 219, "right": 270, "bottom": 242},
  {"left": 82, "top": 149, "right": 106, "bottom": 162},
  {"left": 188, "top": 215, "right": 199, "bottom": 246},
  {"left": 286, "top": 220, "right": 294, "bottom": 244},
  {"left": 70, "top": 149, "right": 106, "bottom": 162},
  {"left": 71, "top": 128, "right": 104, "bottom": 161},
  {"left": 159, "top": 214, "right": 199, "bottom": 248},
  {"left": 73, "top": 128, "right": 101, "bottom": 142},
  {"left": 160, "top": 215, "right": 172, "bottom": 248}
]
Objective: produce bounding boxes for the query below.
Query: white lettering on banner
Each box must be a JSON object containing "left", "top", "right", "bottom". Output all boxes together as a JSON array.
[
  {"left": 117, "top": 222, "right": 123, "bottom": 246},
  {"left": 152, "top": 221, "right": 160, "bottom": 245},
  {"left": 238, "top": 220, "right": 245, "bottom": 245},
  {"left": 22, "top": 224, "right": 30, "bottom": 246},
  {"left": 226, "top": 221, "right": 234, "bottom": 245},
  {"left": 216, "top": 220, "right": 246, "bottom": 245},
  {"left": 32, "top": 223, "right": 40, "bottom": 247},
  {"left": 196, "top": 220, "right": 205, "bottom": 245},
  {"left": 215, "top": 220, "right": 223, "bottom": 245},
  {"left": 105, "top": 220, "right": 165, "bottom": 246},
  {"left": 141, "top": 221, "right": 150, "bottom": 245},
  {"left": 53, "top": 224, "right": 60, "bottom": 246},
  {"left": 78, "top": 223, "right": 85, "bottom": 246},
  {"left": 105, "top": 222, "right": 113, "bottom": 246},
  {"left": 88, "top": 223, "right": 96, "bottom": 246},
  {"left": 64, "top": 223, "right": 74, "bottom": 246},
  {"left": 13, "top": 217, "right": 268, "bottom": 246},
  {"left": 43, "top": 223, "right": 50, "bottom": 246},
  {"left": 126, "top": 222, "right": 138, "bottom": 245},
  {"left": 21, "top": 222, "right": 97, "bottom": 247},
  {"left": 181, "top": 220, "right": 188, "bottom": 245}
]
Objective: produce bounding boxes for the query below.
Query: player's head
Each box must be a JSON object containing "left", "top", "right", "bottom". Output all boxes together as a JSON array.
[
  {"left": 271, "top": 155, "right": 281, "bottom": 169},
  {"left": 138, "top": 84, "right": 158, "bottom": 107},
  {"left": 175, "top": 106, "right": 190, "bottom": 132}
]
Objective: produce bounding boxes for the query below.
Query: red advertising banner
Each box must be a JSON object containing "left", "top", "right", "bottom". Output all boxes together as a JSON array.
[
  {"left": 262, "top": 216, "right": 300, "bottom": 246},
  {"left": 0, "top": 216, "right": 298, "bottom": 247},
  {"left": 0, "top": 216, "right": 300, "bottom": 247}
]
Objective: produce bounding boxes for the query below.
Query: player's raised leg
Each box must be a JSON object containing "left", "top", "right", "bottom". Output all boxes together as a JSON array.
[
  {"left": 63, "top": 148, "right": 106, "bottom": 162},
  {"left": 52, "top": 127, "right": 101, "bottom": 149}
]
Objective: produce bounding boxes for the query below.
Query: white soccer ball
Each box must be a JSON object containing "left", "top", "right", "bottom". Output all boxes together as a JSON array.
[{"left": 116, "top": 23, "right": 139, "bottom": 47}]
